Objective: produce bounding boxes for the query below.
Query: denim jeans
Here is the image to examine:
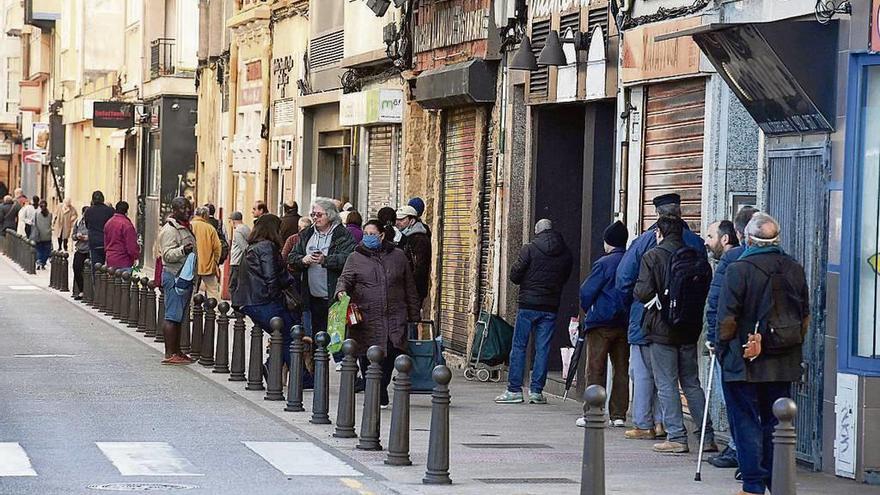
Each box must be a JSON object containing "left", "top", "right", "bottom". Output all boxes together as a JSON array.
[
  {"left": 629, "top": 344, "right": 663, "bottom": 430},
  {"left": 35, "top": 241, "right": 51, "bottom": 266},
  {"left": 651, "top": 343, "right": 714, "bottom": 444},
  {"left": 242, "top": 300, "right": 298, "bottom": 368},
  {"left": 724, "top": 381, "right": 791, "bottom": 494},
  {"left": 507, "top": 309, "right": 557, "bottom": 394},
  {"left": 715, "top": 362, "right": 736, "bottom": 452}
]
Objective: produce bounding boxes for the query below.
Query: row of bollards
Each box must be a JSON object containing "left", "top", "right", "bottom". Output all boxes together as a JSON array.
[
  {"left": 1, "top": 229, "right": 37, "bottom": 274},
  {"left": 48, "top": 250, "right": 69, "bottom": 291}
]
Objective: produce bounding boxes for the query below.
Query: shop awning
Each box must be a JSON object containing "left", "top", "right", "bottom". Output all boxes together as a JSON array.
[
  {"left": 414, "top": 58, "right": 496, "bottom": 109},
  {"left": 656, "top": 20, "right": 838, "bottom": 135}
]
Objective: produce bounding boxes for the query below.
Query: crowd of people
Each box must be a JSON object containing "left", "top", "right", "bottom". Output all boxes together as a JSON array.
[{"left": 498, "top": 193, "right": 809, "bottom": 495}]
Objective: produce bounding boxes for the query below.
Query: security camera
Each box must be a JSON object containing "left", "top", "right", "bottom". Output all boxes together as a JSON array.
[{"left": 171, "top": 103, "right": 180, "bottom": 111}]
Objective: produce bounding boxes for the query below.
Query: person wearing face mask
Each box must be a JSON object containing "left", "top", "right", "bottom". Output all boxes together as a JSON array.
[
  {"left": 336, "top": 219, "right": 421, "bottom": 407},
  {"left": 395, "top": 205, "right": 432, "bottom": 307}
]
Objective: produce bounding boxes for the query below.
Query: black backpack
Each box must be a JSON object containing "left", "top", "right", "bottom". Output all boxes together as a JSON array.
[
  {"left": 742, "top": 258, "right": 807, "bottom": 355},
  {"left": 660, "top": 245, "right": 712, "bottom": 329}
]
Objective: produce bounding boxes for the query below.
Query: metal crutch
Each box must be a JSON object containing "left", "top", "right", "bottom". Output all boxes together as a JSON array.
[{"left": 695, "top": 341, "right": 716, "bottom": 482}]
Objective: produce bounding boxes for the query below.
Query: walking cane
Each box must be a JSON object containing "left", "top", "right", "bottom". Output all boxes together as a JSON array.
[{"left": 695, "top": 341, "right": 716, "bottom": 482}]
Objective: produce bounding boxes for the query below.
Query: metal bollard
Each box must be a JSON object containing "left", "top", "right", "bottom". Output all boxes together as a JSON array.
[
  {"left": 27, "top": 240, "right": 36, "bottom": 275},
  {"left": 771, "top": 398, "right": 798, "bottom": 495},
  {"left": 333, "top": 339, "right": 358, "bottom": 437},
  {"left": 246, "top": 323, "right": 265, "bottom": 391},
  {"left": 102, "top": 266, "right": 112, "bottom": 313},
  {"left": 284, "top": 325, "right": 305, "bottom": 411},
  {"left": 153, "top": 284, "right": 165, "bottom": 343},
  {"left": 357, "top": 345, "right": 385, "bottom": 451},
  {"left": 265, "top": 317, "right": 285, "bottom": 401},
  {"left": 138, "top": 277, "right": 149, "bottom": 333},
  {"left": 310, "top": 331, "right": 331, "bottom": 424},
  {"left": 83, "top": 260, "right": 93, "bottom": 303},
  {"left": 213, "top": 301, "right": 230, "bottom": 374},
  {"left": 128, "top": 273, "right": 140, "bottom": 329},
  {"left": 423, "top": 365, "right": 452, "bottom": 485},
  {"left": 199, "top": 298, "right": 217, "bottom": 367},
  {"left": 179, "top": 293, "right": 189, "bottom": 352},
  {"left": 580, "top": 385, "right": 607, "bottom": 495},
  {"left": 120, "top": 272, "right": 132, "bottom": 325},
  {"left": 386, "top": 354, "right": 414, "bottom": 466},
  {"left": 144, "top": 280, "right": 157, "bottom": 338},
  {"left": 229, "top": 311, "right": 247, "bottom": 382},
  {"left": 49, "top": 251, "right": 57, "bottom": 288},
  {"left": 106, "top": 268, "right": 117, "bottom": 316},
  {"left": 60, "top": 252, "right": 69, "bottom": 292},
  {"left": 190, "top": 294, "right": 205, "bottom": 361},
  {"left": 94, "top": 264, "right": 105, "bottom": 312},
  {"left": 112, "top": 269, "right": 123, "bottom": 319}
]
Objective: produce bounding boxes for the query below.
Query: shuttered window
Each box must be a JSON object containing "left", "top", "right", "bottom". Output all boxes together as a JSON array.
[
  {"left": 367, "top": 125, "right": 395, "bottom": 217},
  {"left": 641, "top": 78, "right": 706, "bottom": 232},
  {"left": 439, "top": 108, "right": 480, "bottom": 354},
  {"left": 528, "top": 19, "right": 551, "bottom": 99}
]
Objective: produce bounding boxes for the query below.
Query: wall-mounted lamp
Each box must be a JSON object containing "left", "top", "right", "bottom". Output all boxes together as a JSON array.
[{"left": 510, "top": 28, "right": 591, "bottom": 71}]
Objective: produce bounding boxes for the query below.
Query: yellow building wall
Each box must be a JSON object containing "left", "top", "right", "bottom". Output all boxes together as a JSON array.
[{"left": 196, "top": 64, "right": 225, "bottom": 209}]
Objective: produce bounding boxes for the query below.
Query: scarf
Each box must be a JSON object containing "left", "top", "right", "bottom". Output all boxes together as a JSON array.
[{"left": 739, "top": 245, "right": 782, "bottom": 260}]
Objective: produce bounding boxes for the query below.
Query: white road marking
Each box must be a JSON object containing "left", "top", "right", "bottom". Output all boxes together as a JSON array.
[
  {"left": 13, "top": 354, "right": 76, "bottom": 358},
  {"left": 7, "top": 285, "right": 39, "bottom": 290},
  {"left": 0, "top": 443, "right": 37, "bottom": 476},
  {"left": 243, "top": 442, "right": 362, "bottom": 477},
  {"left": 96, "top": 442, "right": 202, "bottom": 476}
]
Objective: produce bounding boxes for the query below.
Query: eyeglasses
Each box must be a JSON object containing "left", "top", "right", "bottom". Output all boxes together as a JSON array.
[{"left": 310, "top": 212, "right": 325, "bottom": 218}]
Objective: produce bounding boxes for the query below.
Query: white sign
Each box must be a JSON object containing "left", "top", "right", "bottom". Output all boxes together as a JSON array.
[
  {"left": 834, "top": 373, "right": 858, "bottom": 479},
  {"left": 31, "top": 122, "right": 49, "bottom": 151},
  {"left": 377, "top": 90, "right": 403, "bottom": 122},
  {"left": 0, "top": 141, "right": 12, "bottom": 155},
  {"left": 340, "top": 89, "right": 404, "bottom": 126}
]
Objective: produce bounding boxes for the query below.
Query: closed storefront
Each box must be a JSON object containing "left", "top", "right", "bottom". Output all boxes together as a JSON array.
[
  {"left": 641, "top": 78, "right": 706, "bottom": 232},
  {"left": 365, "top": 124, "right": 401, "bottom": 217}
]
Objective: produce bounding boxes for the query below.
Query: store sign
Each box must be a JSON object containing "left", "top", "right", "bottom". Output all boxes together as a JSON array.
[
  {"left": 340, "top": 89, "right": 404, "bottom": 126},
  {"left": 621, "top": 17, "right": 702, "bottom": 83},
  {"left": 93, "top": 101, "right": 135, "bottom": 128},
  {"left": 0, "top": 141, "right": 11, "bottom": 155},
  {"left": 31, "top": 122, "right": 49, "bottom": 151}
]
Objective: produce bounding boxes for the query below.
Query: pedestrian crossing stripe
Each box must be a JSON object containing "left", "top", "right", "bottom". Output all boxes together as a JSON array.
[
  {"left": 243, "top": 442, "right": 362, "bottom": 477},
  {"left": 96, "top": 442, "right": 203, "bottom": 476},
  {"left": 0, "top": 443, "right": 37, "bottom": 476}
]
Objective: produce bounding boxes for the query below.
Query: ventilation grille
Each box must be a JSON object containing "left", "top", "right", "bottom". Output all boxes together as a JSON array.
[
  {"left": 528, "top": 19, "right": 551, "bottom": 98},
  {"left": 588, "top": 7, "right": 609, "bottom": 44},
  {"left": 309, "top": 30, "right": 344, "bottom": 70},
  {"left": 560, "top": 12, "right": 580, "bottom": 37}
]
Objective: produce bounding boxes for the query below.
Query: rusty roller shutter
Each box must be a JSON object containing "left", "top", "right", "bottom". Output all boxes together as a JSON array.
[
  {"left": 641, "top": 78, "right": 706, "bottom": 232},
  {"left": 367, "top": 125, "right": 395, "bottom": 217},
  {"left": 439, "top": 108, "right": 480, "bottom": 354}
]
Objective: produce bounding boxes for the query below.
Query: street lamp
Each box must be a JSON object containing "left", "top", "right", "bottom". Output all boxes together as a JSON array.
[{"left": 511, "top": 28, "right": 592, "bottom": 71}]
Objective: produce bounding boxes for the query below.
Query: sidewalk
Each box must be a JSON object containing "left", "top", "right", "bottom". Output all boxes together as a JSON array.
[{"left": 7, "top": 255, "right": 880, "bottom": 495}]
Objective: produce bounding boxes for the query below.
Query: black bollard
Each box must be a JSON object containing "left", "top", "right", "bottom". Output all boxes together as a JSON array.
[
  {"left": 265, "top": 317, "right": 285, "bottom": 401},
  {"left": 310, "top": 331, "right": 331, "bottom": 424},
  {"left": 423, "top": 365, "right": 452, "bottom": 485},
  {"left": 229, "top": 311, "right": 247, "bottom": 382},
  {"left": 119, "top": 272, "right": 132, "bottom": 325},
  {"left": 178, "top": 292, "right": 189, "bottom": 352},
  {"left": 333, "top": 339, "right": 358, "bottom": 437},
  {"left": 771, "top": 398, "right": 798, "bottom": 495},
  {"left": 113, "top": 269, "right": 124, "bottom": 319},
  {"left": 108, "top": 269, "right": 118, "bottom": 317},
  {"left": 246, "top": 323, "right": 265, "bottom": 391},
  {"left": 153, "top": 283, "right": 165, "bottom": 343},
  {"left": 213, "top": 302, "right": 230, "bottom": 374},
  {"left": 144, "top": 280, "right": 157, "bottom": 338},
  {"left": 128, "top": 273, "right": 140, "bottom": 329},
  {"left": 138, "top": 277, "right": 149, "bottom": 333},
  {"left": 357, "top": 345, "right": 385, "bottom": 451},
  {"left": 95, "top": 265, "right": 106, "bottom": 312},
  {"left": 199, "top": 298, "right": 217, "bottom": 367},
  {"left": 284, "top": 325, "right": 305, "bottom": 411},
  {"left": 49, "top": 251, "right": 57, "bottom": 288},
  {"left": 580, "top": 385, "right": 607, "bottom": 495},
  {"left": 26, "top": 240, "right": 36, "bottom": 275},
  {"left": 190, "top": 294, "right": 205, "bottom": 361},
  {"left": 83, "top": 260, "right": 93, "bottom": 304},
  {"left": 386, "top": 354, "right": 414, "bottom": 466},
  {"left": 60, "top": 252, "right": 69, "bottom": 292}
]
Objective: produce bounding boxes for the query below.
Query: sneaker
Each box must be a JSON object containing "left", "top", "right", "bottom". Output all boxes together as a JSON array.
[
  {"left": 654, "top": 424, "right": 667, "bottom": 438},
  {"left": 163, "top": 355, "right": 193, "bottom": 366},
  {"left": 528, "top": 392, "right": 547, "bottom": 404},
  {"left": 624, "top": 428, "right": 657, "bottom": 440},
  {"left": 702, "top": 441, "right": 719, "bottom": 453},
  {"left": 734, "top": 468, "right": 743, "bottom": 481},
  {"left": 611, "top": 419, "right": 626, "bottom": 428},
  {"left": 177, "top": 354, "right": 194, "bottom": 363},
  {"left": 576, "top": 417, "right": 586, "bottom": 428},
  {"left": 709, "top": 446, "right": 739, "bottom": 468},
  {"left": 494, "top": 391, "right": 524, "bottom": 404},
  {"left": 335, "top": 362, "right": 343, "bottom": 372},
  {"left": 380, "top": 404, "right": 390, "bottom": 410},
  {"left": 653, "top": 440, "right": 689, "bottom": 453}
]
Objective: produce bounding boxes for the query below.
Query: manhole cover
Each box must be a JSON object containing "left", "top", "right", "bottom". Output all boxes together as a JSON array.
[{"left": 87, "top": 483, "right": 197, "bottom": 491}]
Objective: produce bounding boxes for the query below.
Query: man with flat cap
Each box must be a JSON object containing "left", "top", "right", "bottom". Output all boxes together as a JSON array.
[{"left": 615, "top": 193, "right": 707, "bottom": 441}]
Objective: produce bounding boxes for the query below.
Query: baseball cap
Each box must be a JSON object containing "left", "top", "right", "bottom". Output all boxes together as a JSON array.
[{"left": 396, "top": 205, "right": 418, "bottom": 219}]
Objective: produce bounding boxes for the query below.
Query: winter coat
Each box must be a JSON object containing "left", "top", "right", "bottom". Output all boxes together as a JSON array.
[
  {"left": 32, "top": 211, "right": 53, "bottom": 243},
  {"left": 335, "top": 243, "right": 421, "bottom": 355},
  {"left": 52, "top": 205, "right": 78, "bottom": 240},
  {"left": 230, "top": 224, "right": 251, "bottom": 266},
  {"left": 633, "top": 235, "right": 704, "bottom": 346},
  {"left": 83, "top": 203, "right": 116, "bottom": 250},
  {"left": 706, "top": 245, "right": 745, "bottom": 344},
  {"left": 232, "top": 239, "right": 294, "bottom": 308},
  {"left": 73, "top": 219, "right": 89, "bottom": 253},
  {"left": 717, "top": 248, "right": 810, "bottom": 383},
  {"left": 288, "top": 224, "right": 356, "bottom": 307},
  {"left": 399, "top": 221, "right": 432, "bottom": 302},
  {"left": 510, "top": 229, "right": 574, "bottom": 313},
  {"left": 579, "top": 248, "right": 628, "bottom": 330},
  {"left": 616, "top": 221, "right": 706, "bottom": 345},
  {"left": 346, "top": 223, "right": 363, "bottom": 244},
  {"left": 280, "top": 210, "right": 302, "bottom": 241},
  {"left": 281, "top": 233, "right": 300, "bottom": 264},
  {"left": 191, "top": 216, "right": 221, "bottom": 276},
  {"left": 104, "top": 213, "right": 140, "bottom": 268},
  {"left": 3, "top": 201, "right": 20, "bottom": 234},
  {"left": 0, "top": 203, "right": 10, "bottom": 234},
  {"left": 157, "top": 218, "right": 197, "bottom": 275}
]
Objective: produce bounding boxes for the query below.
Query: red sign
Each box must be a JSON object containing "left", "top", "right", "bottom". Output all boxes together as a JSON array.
[{"left": 873, "top": 0, "right": 880, "bottom": 52}]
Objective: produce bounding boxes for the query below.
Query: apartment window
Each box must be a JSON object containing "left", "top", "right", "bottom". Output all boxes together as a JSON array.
[{"left": 127, "top": 0, "right": 142, "bottom": 26}]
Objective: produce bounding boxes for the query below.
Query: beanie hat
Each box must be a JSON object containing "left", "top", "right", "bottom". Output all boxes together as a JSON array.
[
  {"left": 408, "top": 197, "right": 425, "bottom": 217},
  {"left": 603, "top": 221, "right": 628, "bottom": 248}
]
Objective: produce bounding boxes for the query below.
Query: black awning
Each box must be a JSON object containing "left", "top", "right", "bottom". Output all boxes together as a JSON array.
[
  {"left": 662, "top": 20, "right": 838, "bottom": 135},
  {"left": 414, "top": 59, "right": 497, "bottom": 109}
]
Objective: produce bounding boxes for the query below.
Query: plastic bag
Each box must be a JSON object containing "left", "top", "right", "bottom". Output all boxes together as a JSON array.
[{"left": 327, "top": 293, "right": 350, "bottom": 355}]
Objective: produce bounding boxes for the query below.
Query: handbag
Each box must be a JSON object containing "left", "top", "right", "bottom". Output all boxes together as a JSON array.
[{"left": 282, "top": 286, "right": 302, "bottom": 312}]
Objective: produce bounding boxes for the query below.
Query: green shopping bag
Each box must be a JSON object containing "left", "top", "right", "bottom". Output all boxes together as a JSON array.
[{"left": 327, "top": 294, "right": 350, "bottom": 355}]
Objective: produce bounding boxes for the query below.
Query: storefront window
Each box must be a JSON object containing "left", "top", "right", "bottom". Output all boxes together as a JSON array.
[{"left": 854, "top": 65, "right": 880, "bottom": 358}]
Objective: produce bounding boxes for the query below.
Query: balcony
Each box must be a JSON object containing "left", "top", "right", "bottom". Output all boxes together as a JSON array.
[{"left": 150, "top": 38, "right": 176, "bottom": 79}]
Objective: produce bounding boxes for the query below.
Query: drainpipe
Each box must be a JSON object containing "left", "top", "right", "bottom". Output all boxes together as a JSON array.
[{"left": 490, "top": 58, "right": 509, "bottom": 315}]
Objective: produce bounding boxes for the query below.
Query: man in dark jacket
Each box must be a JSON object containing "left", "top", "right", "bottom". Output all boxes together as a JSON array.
[
  {"left": 496, "top": 219, "right": 573, "bottom": 405},
  {"left": 3, "top": 195, "right": 21, "bottom": 234},
  {"left": 577, "top": 220, "right": 630, "bottom": 427},
  {"left": 717, "top": 213, "right": 809, "bottom": 495},
  {"left": 617, "top": 193, "right": 706, "bottom": 440},
  {"left": 634, "top": 215, "right": 716, "bottom": 454},
  {"left": 396, "top": 204, "right": 432, "bottom": 306},
  {"left": 0, "top": 196, "right": 12, "bottom": 236},
  {"left": 204, "top": 203, "right": 228, "bottom": 265},
  {"left": 280, "top": 201, "right": 302, "bottom": 240},
  {"left": 83, "top": 190, "right": 116, "bottom": 266}
]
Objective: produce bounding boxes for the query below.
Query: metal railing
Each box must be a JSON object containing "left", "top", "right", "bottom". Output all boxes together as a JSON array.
[{"left": 150, "top": 38, "right": 176, "bottom": 79}]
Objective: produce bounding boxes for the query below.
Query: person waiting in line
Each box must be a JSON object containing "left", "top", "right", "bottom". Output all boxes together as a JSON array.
[
  {"left": 191, "top": 206, "right": 222, "bottom": 299},
  {"left": 71, "top": 206, "right": 89, "bottom": 300},
  {"left": 31, "top": 200, "right": 53, "bottom": 270},
  {"left": 19, "top": 195, "right": 38, "bottom": 238},
  {"left": 377, "top": 207, "right": 402, "bottom": 245},
  {"left": 280, "top": 201, "right": 302, "bottom": 241},
  {"left": 228, "top": 211, "right": 251, "bottom": 295},
  {"left": 344, "top": 210, "right": 363, "bottom": 244},
  {"left": 253, "top": 200, "right": 269, "bottom": 222},
  {"left": 52, "top": 197, "right": 78, "bottom": 251},
  {"left": 83, "top": 190, "right": 116, "bottom": 267},
  {"left": 157, "top": 197, "right": 197, "bottom": 365},
  {"left": 395, "top": 204, "right": 432, "bottom": 307},
  {"left": 0, "top": 195, "right": 16, "bottom": 235},
  {"left": 336, "top": 219, "right": 421, "bottom": 407},
  {"left": 104, "top": 201, "right": 140, "bottom": 272},
  {"left": 282, "top": 217, "right": 312, "bottom": 262},
  {"left": 204, "top": 203, "right": 228, "bottom": 268}
]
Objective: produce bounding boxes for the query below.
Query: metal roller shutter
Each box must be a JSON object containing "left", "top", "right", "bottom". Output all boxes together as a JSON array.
[
  {"left": 641, "top": 78, "right": 706, "bottom": 232},
  {"left": 367, "top": 125, "right": 394, "bottom": 217},
  {"left": 439, "top": 108, "right": 480, "bottom": 354}
]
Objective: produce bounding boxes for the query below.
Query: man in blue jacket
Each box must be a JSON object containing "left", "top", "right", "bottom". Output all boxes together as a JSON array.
[
  {"left": 616, "top": 193, "right": 706, "bottom": 440},
  {"left": 577, "top": 220, "right": 630, "bottom": 428}
]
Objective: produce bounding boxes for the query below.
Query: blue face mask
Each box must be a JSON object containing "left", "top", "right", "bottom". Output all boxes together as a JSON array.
[{"left": 362, "top": 234, "right": 382, "bottom": 250}]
